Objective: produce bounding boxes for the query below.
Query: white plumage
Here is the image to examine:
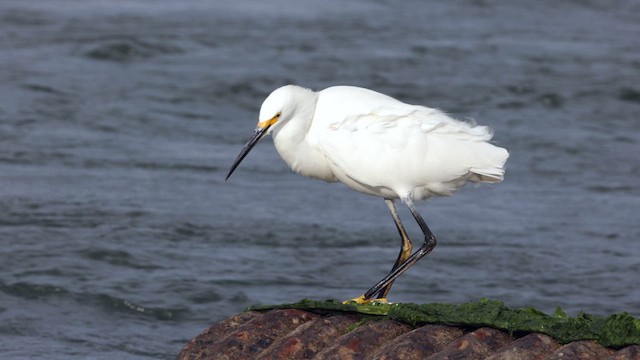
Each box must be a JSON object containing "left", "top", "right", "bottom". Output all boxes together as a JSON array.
[
  {"left": 226, "top": 84, "right": 509, "bottom": 303},
  {"left": 264, "top": 85, "right": 508, "bottom": 200}
]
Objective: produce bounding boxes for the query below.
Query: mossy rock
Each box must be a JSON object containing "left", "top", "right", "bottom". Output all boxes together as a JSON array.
[{"left": 250, "top": 298, "right": 640, "bottom": 348}]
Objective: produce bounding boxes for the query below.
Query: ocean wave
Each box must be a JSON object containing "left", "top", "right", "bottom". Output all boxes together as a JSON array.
[
  {"left": 79, "top": 37, "right": 183, "bottom": 62},
  {"left": 0, "top": 281, "right": 189, "bottom": 321}
]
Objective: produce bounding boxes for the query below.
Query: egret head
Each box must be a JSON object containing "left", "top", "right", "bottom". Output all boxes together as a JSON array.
[{"left": 225, "top": 85, "right": 300, "bottom": 181}]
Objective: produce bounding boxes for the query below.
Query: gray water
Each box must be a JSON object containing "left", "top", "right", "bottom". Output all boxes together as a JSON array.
[{"left": 1, "top": 0, "right": 639, "bottom": 358}]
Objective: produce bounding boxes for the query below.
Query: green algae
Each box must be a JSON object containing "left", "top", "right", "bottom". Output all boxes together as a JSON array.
[{"left": 249, "top": 298, "right": 640, "bottom": 348}]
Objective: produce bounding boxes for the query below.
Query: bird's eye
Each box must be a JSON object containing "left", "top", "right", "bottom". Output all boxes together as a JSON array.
[{"left": 275, "top": 112, "right": 281, "bottom": 118}]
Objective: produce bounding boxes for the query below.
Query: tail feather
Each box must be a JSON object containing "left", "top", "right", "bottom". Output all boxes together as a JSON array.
[{"left": 469, "top": 145, "right": 509, "bottom": 183}]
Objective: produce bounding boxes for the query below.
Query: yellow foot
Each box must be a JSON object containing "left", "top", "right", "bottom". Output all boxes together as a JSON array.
[{"left": 342, "top": 295, "right": 390, "bottom": 305}]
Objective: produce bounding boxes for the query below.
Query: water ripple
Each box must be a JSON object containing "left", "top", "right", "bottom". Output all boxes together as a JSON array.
[
  {"left": 80, "top": 37, "right": 183, "bottom": 62},
  {"left": 0, "top": 281, "right": 189, "bottom": 321}
]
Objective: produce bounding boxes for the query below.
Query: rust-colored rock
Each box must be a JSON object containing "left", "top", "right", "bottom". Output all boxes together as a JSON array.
[
  {"left": 313, "top": 319, "right": 413, "bottom": 360},
  {"left": 177, "top": 311, "right": 261, "bottom": 360},
  {"left": 486, "top": 333, "right": 560, "bottom": 360},
  {"left": 548, "top": 340, "right": 614, "bottom": 360},
  {"left": 426, "top": 327, "right": 513, "bottom": 360},
  {"left": 256, "top": 314, "right": 359, "bottom": 359},
  {"left": 177, "top": 309, "right": 640, "bottom": 360},
  {"left": 370, "top": 325, "right": 465, "bottom": 360},
  {"left": 606, "top": 344, "right": 640, "bottom": 360},
  {"left": 180, "top": 309, "right": 317, "bottom": 360}
]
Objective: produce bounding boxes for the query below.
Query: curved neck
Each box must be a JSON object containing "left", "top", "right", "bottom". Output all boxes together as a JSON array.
[{"left": 270, "top": 90, "right": 335, "bottom": 182}]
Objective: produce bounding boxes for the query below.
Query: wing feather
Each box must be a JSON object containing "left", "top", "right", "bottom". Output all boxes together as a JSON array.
[{"left": 317, "top": 104, "right": 507, "bottom": 196}]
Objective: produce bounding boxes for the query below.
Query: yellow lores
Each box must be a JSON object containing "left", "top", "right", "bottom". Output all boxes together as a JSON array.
[
  {"left": 257, "top": 113, "right": 280, "bottom": 129},
  {"left": 226, "top": 85, "right": 509, "bottom": 305}
]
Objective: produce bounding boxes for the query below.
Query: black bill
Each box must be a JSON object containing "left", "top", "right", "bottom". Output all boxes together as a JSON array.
[{"left": 225, "top": 126, "right": 269, "bottom": 181}]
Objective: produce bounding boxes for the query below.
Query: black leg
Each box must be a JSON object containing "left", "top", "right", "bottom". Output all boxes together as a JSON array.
[
  {"left": 363, "top": 196, "right": 437, "bottom": 300},
  {"left": 376, "top": 199, "right": 413, "bottom": 299}
]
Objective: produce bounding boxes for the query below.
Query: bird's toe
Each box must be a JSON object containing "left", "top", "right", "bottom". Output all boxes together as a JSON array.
[{"left": 342, "top": 295, "right": 391, "bottom": 305}]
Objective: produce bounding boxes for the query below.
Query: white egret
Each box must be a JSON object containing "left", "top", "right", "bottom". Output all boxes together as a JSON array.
[{"left": 226, "top": 85, "right": 509, "bottom": 303}]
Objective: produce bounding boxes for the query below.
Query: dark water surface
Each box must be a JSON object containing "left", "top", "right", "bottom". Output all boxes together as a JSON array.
[{"left": 1, "top": 0, "right": 639, "bottom": 358}]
